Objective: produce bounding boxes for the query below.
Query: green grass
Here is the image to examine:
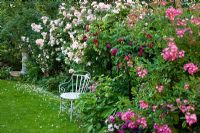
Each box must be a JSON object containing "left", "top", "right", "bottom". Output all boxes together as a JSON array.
[{"left": 0, "top": 80, "right": 84, "bottom": 133}]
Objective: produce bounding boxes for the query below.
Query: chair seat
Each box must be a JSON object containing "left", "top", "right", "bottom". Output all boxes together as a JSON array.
[{"left": 60, "top": 92, "right": 80, "bottom": 100}]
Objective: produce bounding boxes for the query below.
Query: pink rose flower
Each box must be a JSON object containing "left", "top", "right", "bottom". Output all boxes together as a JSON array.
[
  {"left": 176, "top": 98, "right": 181, "bottom": 104},
  {"left": 111, "top": 48, "right": 118, "bottom": 56},
  {"left": 137, "top": 117, "right": 147, "bottom": 128},
  {"left": 139, "top": 100, "right": 149, "bottom": 109},
  {"left": 184, "top": 63, "right": 198, "bottom": 75},
  {"left": 152, "top": 105, "right": 157, "bottom": 112},
  {"left": 108, "top": 115, "right": 115, "bottom": 122},
  {"left": 154, "top": 123, "right": 172, "bottom": 133},
  {"left": 166, "top": 7, "right": 182, "bottom": 21},
  {"left": 121, "top": 109, "right": 135, "bottom": 122},
  {"left": 185, "top": 113, "right": 197, "bottom": 126},
  {"left": 190, "top": 17, "right": 200, "bottom": 25},
  {"left": 177, "top": 18, "right": 187, "bottom": 26},
  {"left": 124, "top": 55, "right": 130, "bottom": 61},
  {"left": 161, "top": 42, "right": 178, "bottom": 61},
  {"left": 136, "top": 67, "right": 148, "bottom": 78},
  {"left": 176, "top": 28, "right": 192, "bottom": 38},
  {"left": 128, "top": 122, "right": 137, "bottom": 129},
  {"left": 178, "top": 50, "right": 185, "bottom": 58},
  {"left": 36, "top": 39, "right": 44, "bottom": 46},
  {"left": 156, "top": 85, "right": 164, "bottom": 93},
  {"left": 161, "top": 41, "right": 185, "bottom": 61},
  {"left": 180, "top": 105, "right": 188, "bottom": 113}
]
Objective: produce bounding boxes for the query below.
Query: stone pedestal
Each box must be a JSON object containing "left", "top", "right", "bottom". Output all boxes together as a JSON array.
[{"left": 20, "top": 52, "right": 28, "bottom": 75}]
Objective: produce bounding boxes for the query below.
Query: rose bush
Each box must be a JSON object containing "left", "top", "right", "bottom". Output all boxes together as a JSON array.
[{"left": 75, "top": 1, "right": 200, "bottom": 133}]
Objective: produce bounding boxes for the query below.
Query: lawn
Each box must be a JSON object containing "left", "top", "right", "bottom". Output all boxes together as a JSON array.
[{"left": 0, "top": 80, "right": 83, "bottom": 133}]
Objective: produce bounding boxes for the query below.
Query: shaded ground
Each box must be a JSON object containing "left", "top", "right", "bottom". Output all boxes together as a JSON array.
[{"left": 0, "top": 80, "right": 83, "bottom": 133}]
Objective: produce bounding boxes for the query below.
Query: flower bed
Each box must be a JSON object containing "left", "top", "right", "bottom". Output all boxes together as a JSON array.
[{"left": 1, "top": 0, "right": 199, "bottom": 132}]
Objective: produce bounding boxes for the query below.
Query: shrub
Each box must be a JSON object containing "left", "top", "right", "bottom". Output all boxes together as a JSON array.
[{"left": 0, "top": 66, "right": 11, "bottom": 79}]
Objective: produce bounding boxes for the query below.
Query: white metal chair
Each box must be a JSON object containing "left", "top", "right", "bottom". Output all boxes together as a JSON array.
[{"left": 59, "top": 71, "right": 91, "bottom": 121}]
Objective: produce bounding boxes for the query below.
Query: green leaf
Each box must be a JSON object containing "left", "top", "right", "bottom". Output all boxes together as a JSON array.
[
  {"left": 182, "top": 121, "right": 187, "bottom": 128},
  {"left": 87, "top": 125, "right": 93, "bottom": 133}
]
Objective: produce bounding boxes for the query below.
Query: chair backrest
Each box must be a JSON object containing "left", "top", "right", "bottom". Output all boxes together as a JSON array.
[{"left": 71, "top": 71, "right": 91, "bottom": 93}]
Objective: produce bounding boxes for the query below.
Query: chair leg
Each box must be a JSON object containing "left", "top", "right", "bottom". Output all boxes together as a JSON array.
[{"left": 70, "top": 100, "right": 73, "bottom": 122}]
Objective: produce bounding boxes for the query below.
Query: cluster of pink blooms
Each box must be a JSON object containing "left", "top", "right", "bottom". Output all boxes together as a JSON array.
[
  {"left": 31, "top": 23, "right": 43, "bottom": 32},
  {"left": 153, "top": 123, "right": 172, "bottom": 133},
  {"left": 139, "top": 100, "right": 149, "bottom": 109},
  {"left": 156, "top": 85, "right": 164, "bottom": 93},
  {"left": 176, "top": 28, "right": 192, "bottom": 38},
  {"left": 176, "top": 98, "right": 197, "bottom": 126},
  {"left": 190, "top": 17, "right": 200, "bottom": 26},
  {"left": 185, "top": 113, "right": 198, "bottom": 126},
  {"left": 136, "top": 67, "right": 148, "bottom": 78},
  {"left": 165, "top": 7, "right": 182, "bottom": 21},
  {"left": 124, "top": 55, "right": 133, "bottom": 67},
  {"left": 161, "top": 41, "right": 185, "bottom": 61},
  {"left": 106, "top": 109, "right": 147, "bottom": 132},
  {"left": 176, "top": 18, "right": 187, "bottom": 26},
  {"left": 176, "top": 99, "right": 195, "bottom": 113},
  {"left": 183, "top": 63, "right": 198, "bottom": 75}
]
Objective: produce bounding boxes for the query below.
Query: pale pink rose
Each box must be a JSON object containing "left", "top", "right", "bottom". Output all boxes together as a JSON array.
[
  {"left": 156, "top": 85, "right": 164, "bottom": 93},
  {"left": 36, "top": 39, "right": 44, "bottom": 46},
  {"left": 176, "top": 98, "right": 181, "bottom": 104},
  {"left": 152, "top": 105, "right": 157, "bottom": 112},
  {"left": 184, "top": 83, "right": 189, "bottom": 90},
  {"left": 136, "top": 67, "right": 148, "bottom": 78}
]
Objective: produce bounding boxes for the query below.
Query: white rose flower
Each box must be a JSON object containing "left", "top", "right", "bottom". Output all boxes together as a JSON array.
[
  {"left": 108, "top": 124, "right": 114, "bottom": 132},
  {"left": 56, "top": 58, "right": 61, "bottom": 61},
  {"left": 63, "top": 11, "right": 67, "bottom": 17},
  {"left": 41, "top": 32, "right": 47, "bottom": 39},
  {"left": 74, "top": 57, "right": 81, "bottom": 63},
  {"left": 67, "top": 52, "right": 73, "bottom": 59},
  {"left": 114, "top": 124, "right": 119, "bottom": 130},
  {"left": 26, "top": 37, "right": 29, "bottom": 43},
  {"left": 86, "top": 62, "right": 91, "bottom": 66},
  {"left": 41, "top": 16, "right": 48, "bottom": 25},
  {"left": 21, "top": 36, "right": 26, "bottom": 42},
  {"left": 69, "top": 69, "right": 74, "bottom": 74}
]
